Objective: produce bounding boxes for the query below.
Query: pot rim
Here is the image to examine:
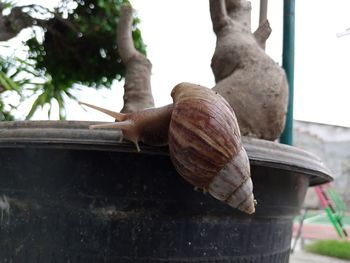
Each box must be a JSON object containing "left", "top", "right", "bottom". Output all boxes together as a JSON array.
[{"left": 0, "top": 120, "right": 332, "bottom": 186}]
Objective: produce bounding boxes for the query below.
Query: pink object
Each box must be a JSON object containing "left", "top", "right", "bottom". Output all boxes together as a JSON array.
[
  {"left": 314, "top": 186, "right": 329, "bottom": 208},
  {"left": 293, "top": 223, "right": 350, "bottom": 240}
]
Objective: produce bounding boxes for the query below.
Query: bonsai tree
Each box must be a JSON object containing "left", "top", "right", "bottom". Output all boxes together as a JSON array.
[
  {"left": 0, "top": 0, "right": 150, "bottom": 120},
  {"left": 210, "top": 0, "right": 289, "bottom": 141},
  {"left": 1, "top": 0, "right": 288, "bottom": 141}
]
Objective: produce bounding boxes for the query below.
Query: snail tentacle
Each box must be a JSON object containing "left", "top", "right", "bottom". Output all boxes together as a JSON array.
[
  {"left": 90, "top": 121, "right": 141, "bottom": 152},
  {"left": 89, "top": 121, "right": 133, "bottom": 130},
  {"left": 79, "top": 101, "right": 126, "bottom": 121},
  {"left": 80, "top": 102, "right": 141, "bottom": 151}
]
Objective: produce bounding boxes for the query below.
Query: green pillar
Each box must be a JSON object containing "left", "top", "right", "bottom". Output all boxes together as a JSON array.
[{"left": 280, "top": 0, "right": 295, "bottom": 145}]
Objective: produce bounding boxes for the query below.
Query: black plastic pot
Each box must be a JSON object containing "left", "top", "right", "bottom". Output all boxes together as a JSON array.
[{"left": 0, "top": 121, "right": 331, "bottom": 262}]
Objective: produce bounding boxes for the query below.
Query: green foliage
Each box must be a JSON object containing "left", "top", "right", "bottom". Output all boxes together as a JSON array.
[
  {"left": 0, "top": 56, "right": 22, "bottom": 92},
  {"left": 26, "top": 0, "right": 146, "bottom": 89},
  {"left": 26, "top": 79, "right": 77, "bottom": 120},
  {"left": 0, "top": 0, "right": 147, "bottom": 120},
  {"left": 0, "top": 0, "right": 16, "bottom": 11},
  {"left": 0, "top": 55, "right": 25, "bottom": 121},
  {"left": 0, "top": 100, "right": 14, "bottom": 121},
  {"left": 305, "top": 239, "right": 350, "bottom": 260}
]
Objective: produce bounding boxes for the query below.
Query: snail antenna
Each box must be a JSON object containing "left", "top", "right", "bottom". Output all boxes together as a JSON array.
[
  {"left": 79, "top": 101, "right": 125, "bottom": 122},
  {"left": 89, "top": 121, "right": 141, "bottom": 152}
]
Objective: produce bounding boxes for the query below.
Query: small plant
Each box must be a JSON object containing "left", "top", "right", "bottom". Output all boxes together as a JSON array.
[{"left": 305, "top": 239, "right": 350, "bottom": 260}]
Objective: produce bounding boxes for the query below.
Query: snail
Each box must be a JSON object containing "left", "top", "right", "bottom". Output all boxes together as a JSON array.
[{"left": 80, "top": 82, "right": 255, "bottom": 214}]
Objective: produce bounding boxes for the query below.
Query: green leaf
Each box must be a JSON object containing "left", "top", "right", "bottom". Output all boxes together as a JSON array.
[{"left": 0, "top": 71, "right": 20, "bottom": 92}]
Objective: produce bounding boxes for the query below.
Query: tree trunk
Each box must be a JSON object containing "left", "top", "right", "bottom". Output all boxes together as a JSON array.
[
  {"left": 210, "top": 0, "right": 288, "bottom": 141},
  {"left": 117, "top": 4, "right": 154, "bottom": 113}
]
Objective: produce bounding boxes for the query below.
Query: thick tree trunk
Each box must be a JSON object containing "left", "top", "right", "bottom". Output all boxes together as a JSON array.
[
  {"left": 117, "top": 4, "right": 154, "bottom": 113},
  {"left": 210, "top": 0, "right": 288, "bottom": 141}
]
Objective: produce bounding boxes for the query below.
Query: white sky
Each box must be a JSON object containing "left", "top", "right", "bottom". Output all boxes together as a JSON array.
[{"left": 6, "top": 0, "right": 350, "bottom": 128}]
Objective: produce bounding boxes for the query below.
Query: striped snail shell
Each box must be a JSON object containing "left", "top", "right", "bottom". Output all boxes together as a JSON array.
[
  {"left": 80, "top": 82, "right": 255, "bottom": 214},
  {"left": 169, "top": 83, "right": 255, "bottom": 214}
]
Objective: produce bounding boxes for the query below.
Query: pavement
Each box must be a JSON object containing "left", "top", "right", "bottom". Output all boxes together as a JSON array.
[
  {"left": 289, "top": 250, "right": 350, "bottom": 263},
  {"left": 288, "top": 212, "right": 350, "bottom": 262},
  {"left": 289, "top": 236, "right": 350, "bottom": 263}
]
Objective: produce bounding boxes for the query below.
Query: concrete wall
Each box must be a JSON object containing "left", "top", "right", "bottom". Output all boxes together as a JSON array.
[{"left": 294, "top": 120, "right": 350, "bottom": 210}]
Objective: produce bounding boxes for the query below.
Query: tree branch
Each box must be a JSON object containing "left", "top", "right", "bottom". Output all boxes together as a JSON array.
[
  {"left": 209, "top": 0, "right": 230, "bottom": 34},
  {"left": 117, "top": 4, "right": 154, "bottom": 113},
  {"left": 253, "top": 19, "right": 272, "bottom": 49},
  {"left": 117, "top": 4, "right": 137, "bottom": 62},
  {"left": 0, "top": 4, "right": 53, "bottom": 42},
  {"left": 225, "top": 0, "right": 252, "bottom": 30},
  {"left": 0, "top": 6, "right": 33, "bottom": 41}
]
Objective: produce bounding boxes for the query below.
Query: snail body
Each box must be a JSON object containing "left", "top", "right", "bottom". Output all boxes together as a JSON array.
[
  {"left": 81, "top": 82, "right": 255, "bottom": 214},
  {"left": 79, "top": 102, "right": 173, "bottom": 152}
]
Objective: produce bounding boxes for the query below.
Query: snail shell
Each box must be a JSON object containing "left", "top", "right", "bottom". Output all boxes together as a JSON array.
[
  {"left": 169, "top": 83, "right": 255, "bottom": 214},
  {"left": 81, "top": 82, "right": 255, "bottom": 214}
]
